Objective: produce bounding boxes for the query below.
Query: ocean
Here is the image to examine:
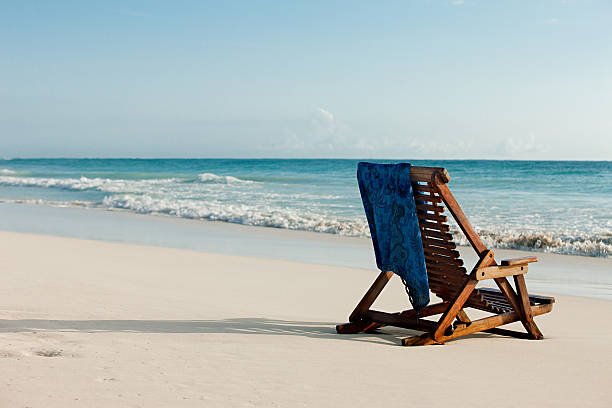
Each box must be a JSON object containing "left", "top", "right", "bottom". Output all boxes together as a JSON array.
[{"left": 0, "top": 159, "right": 610, "bottom": 258}]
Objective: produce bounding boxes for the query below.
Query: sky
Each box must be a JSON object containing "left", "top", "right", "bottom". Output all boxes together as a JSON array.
[{"left": 1, "top": 0, "right": 611, "bottom": 160}]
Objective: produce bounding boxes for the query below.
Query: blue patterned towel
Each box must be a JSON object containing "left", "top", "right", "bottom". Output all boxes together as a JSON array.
[{"left": 357, "top": 162, "right": 430, "bottom": 312}]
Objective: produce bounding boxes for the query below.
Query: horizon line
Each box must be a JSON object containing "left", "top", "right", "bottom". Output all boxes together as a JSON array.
[{"left": 2, "top": 157, "right": 611, "bottom": 162}]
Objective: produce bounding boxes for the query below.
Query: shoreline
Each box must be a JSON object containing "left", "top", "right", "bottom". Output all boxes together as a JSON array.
[
  {"left": 0, "top": 194, "right": 609, "bottom": 258},
  {"left": 2, "top": 200, "right": 611, "bottom": 259},
  {"left": 1, "top": 202, "right": 611, "bottom": 300},
  {"left": 1, "top": 231, "right": 610, "bottom": 407}
]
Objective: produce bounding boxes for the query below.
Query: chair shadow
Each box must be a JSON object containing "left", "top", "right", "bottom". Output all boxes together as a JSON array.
[{"left": 0, "top": 317, "right": 419, "bottom": 346}]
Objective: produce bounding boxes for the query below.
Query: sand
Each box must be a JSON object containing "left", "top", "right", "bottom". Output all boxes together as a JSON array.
[{"left": 1, "top": 231, "right": 611, "bottom": 407}]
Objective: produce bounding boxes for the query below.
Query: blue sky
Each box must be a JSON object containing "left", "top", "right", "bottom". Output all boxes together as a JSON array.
[{"left": 1, "top": 0, "right": 610, "bottom": 159}]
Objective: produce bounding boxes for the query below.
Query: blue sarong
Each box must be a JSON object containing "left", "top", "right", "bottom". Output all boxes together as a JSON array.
[{"left": 357, "top": 162, "right": 430, "bottom": 312}]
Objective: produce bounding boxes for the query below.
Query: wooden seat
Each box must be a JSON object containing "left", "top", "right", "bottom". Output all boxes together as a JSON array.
[{"left": 337, "top": 166, "right": 555, "bottom": 346}]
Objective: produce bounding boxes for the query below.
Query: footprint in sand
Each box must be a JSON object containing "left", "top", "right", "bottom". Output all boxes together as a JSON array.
[
  {"left": 95, "top": 377, "right": 119, "bottom": 383},
  {"left": 34, "top": 349, "right": 63, "bottom": 357}
]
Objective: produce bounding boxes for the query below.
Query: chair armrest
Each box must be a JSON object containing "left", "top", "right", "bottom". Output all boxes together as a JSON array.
[
  {"left": 476, "top": 264, "right": 528, "bottom": 280},
  {"left": 500, "top": 257, "right": 538, "bottom": 266}
]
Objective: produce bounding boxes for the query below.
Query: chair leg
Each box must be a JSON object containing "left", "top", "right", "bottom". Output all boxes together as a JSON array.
[
  {"left": 495, "top": 277, "right": 543, "bottom": 340},
  {"left": 336, "top": 320, "right": 379, "bottom": 334},
  {"left": 403, "top": 303, "right": 552, "bottom": 346},
  {"left": 349, "top": 271, "right": 394, "bottom": 322},
  {"left": 513, "top": 275, "right": 544, "bottom": 340},
  {"left": 433, "top": 278, "right": 478, "bottom": 341},
  {"left": 402, "top": 278, "right": 477, "bottom": 345},
  {"left": 336, "top": 271, "right": 394, "bottom": 335}
]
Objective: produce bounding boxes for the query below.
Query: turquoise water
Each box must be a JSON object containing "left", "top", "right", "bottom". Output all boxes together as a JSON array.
[{"left": 0, "top": 159, "right": 610, "bottom": 257}]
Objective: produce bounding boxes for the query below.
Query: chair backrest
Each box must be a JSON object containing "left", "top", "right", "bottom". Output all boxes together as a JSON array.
[{"left": 410, "top": 166, "right": 505, "bottom": 313}]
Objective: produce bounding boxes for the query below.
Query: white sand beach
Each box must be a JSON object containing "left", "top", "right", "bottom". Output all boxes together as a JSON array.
[
  {"left": 3, "top": 0, "right": 611, "bottom": 406},
  {"left": 1, "top": 230, "right": 611, "bottom": 407}
]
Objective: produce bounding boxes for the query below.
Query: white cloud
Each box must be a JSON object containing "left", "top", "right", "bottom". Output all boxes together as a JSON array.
[
  {"left": 313, "top": 108, "right": 334, "bottom": 123},
  {"left": 451, "top": 0, "right": 465, "bottom": 6},
  {"left": 542, "top": 18, "right": 560, "bottom": 24},
  {"left": 496, "top": 133, "right": 547, "bottom": 156},
  {"left": 278, "top": 108, "right": 374, "bottom": 156}
]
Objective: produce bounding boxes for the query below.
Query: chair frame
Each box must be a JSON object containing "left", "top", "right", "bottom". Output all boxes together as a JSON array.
[{"left": 336, "top": 166, "right": 554, "bottom": 346}]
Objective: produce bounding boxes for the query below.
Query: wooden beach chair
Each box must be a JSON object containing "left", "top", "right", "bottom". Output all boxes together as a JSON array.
[{"left": 337, "top": 166, "right": 555, "bottom": 346}]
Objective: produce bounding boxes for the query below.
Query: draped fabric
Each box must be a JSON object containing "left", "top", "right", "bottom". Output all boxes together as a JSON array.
[{"left": 357, "top": 162, "right": 430, "bottom": 312}]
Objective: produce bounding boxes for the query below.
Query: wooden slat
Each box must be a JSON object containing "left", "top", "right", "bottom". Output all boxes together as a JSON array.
[
  {"left": 476, "top": 264, "right": 527, "bottom": 280},
  {"left": 478, "top": 288, "right": 507, "bottom": 299},
  {"left": 428, "top": 274, "right": 464, "bottom": 287},
  {"left": 429, "top": 279, "right": 453, "bottom": 290},
  {"left": 428, "top": 278, "right": 466, "bottom": 290},
  {"left": 480, "top": 290, "right": 520, "bottom": 308},
  {"left": 425, "top": 254, "right": 464, "bottom": 267},
  {"left": 417, "top": 212, "right": 448, "bottom": 223},
  {"left": 422, "top": 245, "right": 460, "bottom": 258},
  {"left": 414, "top": 193, "right": 443, "bottom": 203},
  {"left": 422, "top": 237, "right": 456, "bottom": 249},
  {"left": 464, "top": 299, "right": 507, "bottom": 313},
  {"left": 427, "top": 277, "right": 456, "bottom": 288},
  {"left": 501, "top": 257, "right": 538, "bottom": 266},
  {"left": 416, "top": 203, "right": 445, "bottom": 213},
  {"left": 419, "top": 220, "right": 450, "bottom": 232},
  {"left": 527, "top": 293, "right": 556, "bottom": 304},
  {"left": 481, "top": 299, "right": 512, "bottom": 311},
  {"left": 425, "top": 262, "right": 465, "bottom": 270},
  {"left": 421, "top": 229, "right": 453, "bottom": 241},
  {"left": 480, "top": 293, "right": 514, "bottom": 307},
  {"left": 412, "top": 184, "right": 437, "bottom": 194},
  {"left": 478, "top": 287, "right": 555, "bottom": 305},
  {"left": 426, "top": 263, "right": 467, "bottom": 275},
  {"left": 410, "top": 166, "right": 451, "bottom": 184},
  {"left": 424, "top": 250, "right": 460, "bottom": 261},
  {"left": 427, "top": 269, "right": 460, "bottom": 280}
]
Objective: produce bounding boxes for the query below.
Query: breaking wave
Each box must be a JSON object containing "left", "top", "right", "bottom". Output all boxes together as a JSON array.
[
  {"left": 0, "top": 175, "right": 177, "bottom": 193},
  {"left": 197, "top": 173, "right": 253, "bottom": 184},
  {"left": 452, "top": 229, "right": 611, "bottom": 258},
  {"left": 0, "top": 172, "right": 253, "bottom": 192},
  {"left": 101, "top": 194, "right": 368, "bottom": 236}
]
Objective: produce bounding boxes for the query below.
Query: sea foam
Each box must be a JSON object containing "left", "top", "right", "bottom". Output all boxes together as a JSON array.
[
  {"left": 453, "top": 228, "right": 612, "bottom": 258},
  {"left": 0, "top": 175, "right": 176, "bottom": 193},
  {"left": 198, "top": 173, "right": 253, "bottom": 184},
  {"left": 101, "top": 194, "right": 369, "bottom": 236}
]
